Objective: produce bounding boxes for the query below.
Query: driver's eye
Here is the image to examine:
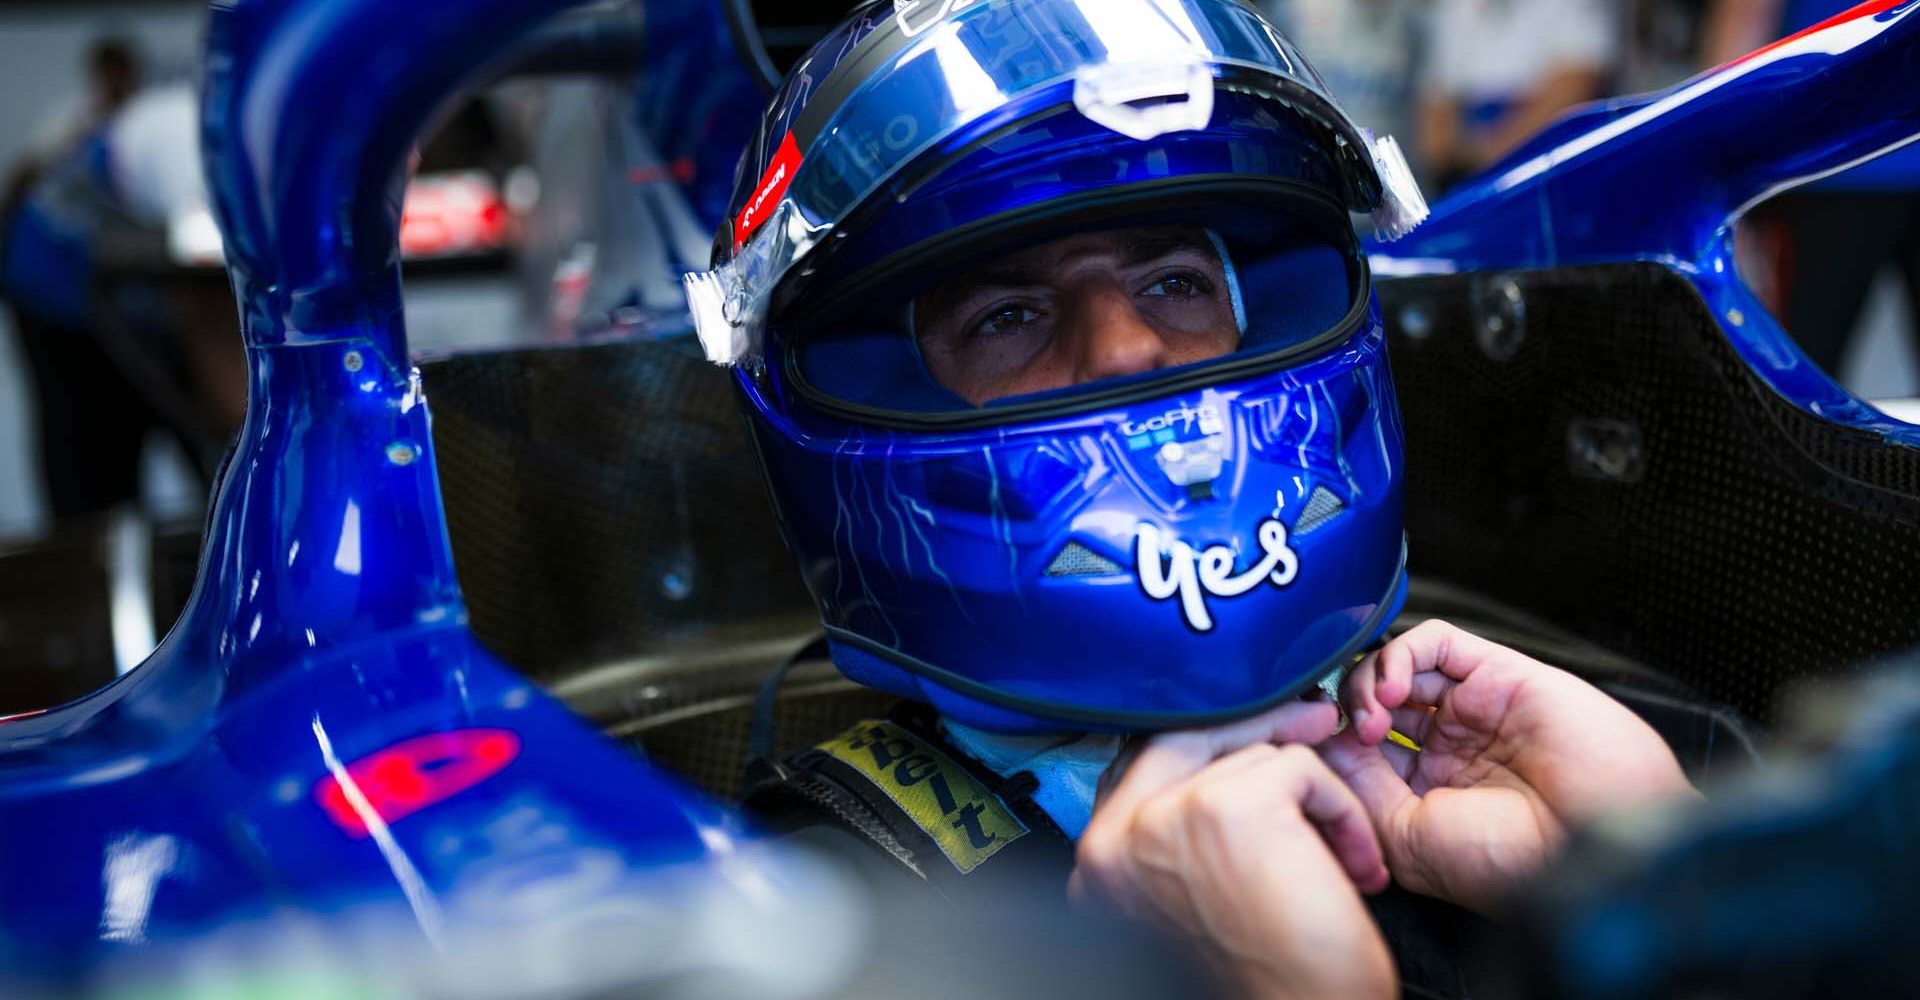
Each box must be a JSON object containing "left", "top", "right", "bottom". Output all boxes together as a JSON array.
[
  {"left": 975, "top": 304, "right": 1042, "bottom": 339},
  {"left": 1142, "top": 273, "right": 1201, "bottom": 299}
]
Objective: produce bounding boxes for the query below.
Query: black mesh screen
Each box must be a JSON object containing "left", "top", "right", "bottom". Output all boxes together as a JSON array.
[
  {"left": 421, "top": 337, "right": 816, "bottom": 685},
  {"left": 0, "top": 529, "right": 115, "bottom": 715},
  {"left": 608, "top": 657, "right": 897, "bottom": 799},
  {"left": 0, "top": 518, "right": 205, "bottom": 717},
  {"left": 1381, "top": 263, "right": 1920, "bottom": 723}
]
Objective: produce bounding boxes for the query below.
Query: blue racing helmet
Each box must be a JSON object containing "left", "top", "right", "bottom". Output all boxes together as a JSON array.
[{"left": 686, "top": 0, "right": 1428, "bottom": 733}]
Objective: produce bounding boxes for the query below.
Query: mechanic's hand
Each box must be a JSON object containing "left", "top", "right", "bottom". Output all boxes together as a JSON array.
[
  {"left": 1072, "top": 701, "right": 1397, "bottom": 1000},
  {"left": 1324, "top": 620, "right": 1697, "bottom": 916}
]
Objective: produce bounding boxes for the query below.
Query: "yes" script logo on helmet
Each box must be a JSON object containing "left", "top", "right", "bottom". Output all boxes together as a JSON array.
[{"left": 1136, "top": 519, "right": 1299, "bottom": 632}]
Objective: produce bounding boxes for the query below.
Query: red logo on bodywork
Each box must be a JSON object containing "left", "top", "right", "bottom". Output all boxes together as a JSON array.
[
  {"left": 735, "top": 131, "right": 803, "bottom": 251},
  {"left": 315, "top": 728, "right": 521, "bottom": 838}
]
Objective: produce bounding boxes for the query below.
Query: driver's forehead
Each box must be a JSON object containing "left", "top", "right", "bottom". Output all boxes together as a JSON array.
[
  {"left": 960, "top": 226, "right": 1219, "bottom": 287},
  {"left": 916, "top": 226, "right": 1223, "bottom": 324}
]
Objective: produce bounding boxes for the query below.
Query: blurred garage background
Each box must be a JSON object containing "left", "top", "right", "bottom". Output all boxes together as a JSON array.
[{"left": 0, "top": 1, "right": 535, "bottom": 542}]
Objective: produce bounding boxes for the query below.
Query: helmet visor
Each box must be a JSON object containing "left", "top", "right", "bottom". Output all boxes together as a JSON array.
[
  {"left": 689, "top": 0, "right": 1411, "bottom": 365},
  {"left": 779, "top": 0, "right": 1367, "bottom": 227},
  {"left": 780, "top": 177, "right": 1369, "bottom": 425}
]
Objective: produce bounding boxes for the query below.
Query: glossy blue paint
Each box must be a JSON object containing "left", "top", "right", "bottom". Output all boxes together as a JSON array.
[
  {"left": 752, "top": 320, "right": 1408, "bottom": 733},
  {"left": 713, "top": 0, "right": 1410, "bottom": 733},
  {"left": 0, "top": 0, "right": 760, "bottom": 986},
  {"left": 1372, "top": 0, "right": 1920, "bottom": 447}
]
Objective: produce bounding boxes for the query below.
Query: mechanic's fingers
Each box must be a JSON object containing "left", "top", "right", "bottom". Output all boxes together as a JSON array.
[
  {"left": 1081, "top": 702, "right": 1348, "bottom": 915},
  {"left": 1319, "top": 732, "right": 1419, "bottom": 875},
  {"left": 1373, "top": 632, "right": 1425, "bottom": 709},
  {"left": 1346, "top": 650, "right": 1385, "bottom": 739},
  {"left": 1195, "top": 698, "right": 1343, "bottom": 757},
  {"left": 1073, "top": 810, "right": 1152, "bottom": 918},
  {"left": 1078, "top": 740, "right": 1390, "bottom": 922},
  {"left": 1162, "top": 743, "right": 1387, "bottom": 895},
  {"left": 1352, "top": 643, "right": 1427, "bottom": 745},
  {"left": 1263, "top": 745, "right": 1392, "bottom": 894},
  {"left": 1325, "top": 717, "right": 1421, "bottom": 782},
  {"left": 1386, "top": 619, "right": 1550, "bottom": 688},
  {"left": 1389, "top": 704, "right": 1438, "bottom": 745},
  {"left": 1376, "top": 737, "right": 1419, "bottom": 780},
  {"left": 1095, "top": 700, "right": 1339, "bottom": 814},
  {"left": 1406, "top": 671, "right": 1461, "bottom": 708}
]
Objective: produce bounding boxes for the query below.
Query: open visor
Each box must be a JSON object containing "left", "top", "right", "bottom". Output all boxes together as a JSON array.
[
  {"left": 686, "top": 0, "right": 1427, "bottom": 365},
  {"left": 782, "top": 174, "right": 1371, "bottom": 424}
]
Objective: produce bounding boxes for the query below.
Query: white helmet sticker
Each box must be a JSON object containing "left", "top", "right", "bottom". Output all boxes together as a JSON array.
[{"left": 1135, "top": 519, "right": 1300, "bottom": 632}]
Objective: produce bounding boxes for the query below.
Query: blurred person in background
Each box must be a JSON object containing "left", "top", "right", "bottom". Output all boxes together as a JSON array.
[
  {"left": 1623, "top": 0, "right": 1714, "bottom": 91},
  {"left": 10, "top": 36, "right": 140, "bottom": 184},
  {"left": 97, "top": 78, "right": 249, "bottom": 467},
  {"left": 0, "top": 36, "right": 185, "bottom": 523},
  {"left": 1259, "top": 0, "right": 1426, "bottom": 155},
  {"left": 1703, "top": 0, "right": 1920, "bottom": 380},
  {"left": 1, "top": 36, "right": 236, "bottom": 525},
  {"left": 1418, "top": 0, "right": 1619, "bottom": 190}
]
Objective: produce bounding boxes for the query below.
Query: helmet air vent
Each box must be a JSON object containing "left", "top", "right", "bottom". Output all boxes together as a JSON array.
[
  {"left": 1293, "top": 487, "right": 1346, "bottom": 536},
  {"left": 1046, "top": 542, "right": 1125, "bottom": 578}
]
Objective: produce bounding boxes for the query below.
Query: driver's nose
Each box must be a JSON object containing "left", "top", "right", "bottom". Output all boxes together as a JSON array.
[{"left": 1065, "top": 285, "right": 1169, "bottom": 385}]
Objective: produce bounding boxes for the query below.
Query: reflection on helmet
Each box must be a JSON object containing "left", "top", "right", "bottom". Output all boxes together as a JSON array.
[{"left": 697, "top": 0, "right": 1424, "bottom": 732}]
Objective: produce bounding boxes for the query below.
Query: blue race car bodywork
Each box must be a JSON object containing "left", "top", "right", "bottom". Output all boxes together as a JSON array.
[
  {"left": 0, "top": 0, "right": 774, "bottom": 989},
  {"left": 1373, "top": 0, "right": 1920, "bottom": 450}
]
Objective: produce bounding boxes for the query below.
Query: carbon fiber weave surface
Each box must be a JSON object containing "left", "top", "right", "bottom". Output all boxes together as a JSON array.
[
  {"left": 422, "top": 338, "right": 815, "bottom": 684},
  {"left": 1382, "top": 263, "right": 1920, "bottom": 723}
]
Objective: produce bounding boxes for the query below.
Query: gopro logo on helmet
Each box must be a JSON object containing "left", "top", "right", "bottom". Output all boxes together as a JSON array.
[
  {"left": 1121, "top": 403, "right": 1225, "bottom": 442},
  {"left": 1136, "top": 518, "right": 1299, "bottom": 633}
]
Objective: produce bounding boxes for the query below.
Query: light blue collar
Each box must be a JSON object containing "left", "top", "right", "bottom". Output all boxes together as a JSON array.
[{"left": 939, "top": 720, "right": 1124, "bottom": 841}]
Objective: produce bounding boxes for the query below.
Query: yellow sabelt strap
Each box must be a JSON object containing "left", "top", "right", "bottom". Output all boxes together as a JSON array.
[{"left": 816, "top": 720, "right": 1029, "bottom": 874}]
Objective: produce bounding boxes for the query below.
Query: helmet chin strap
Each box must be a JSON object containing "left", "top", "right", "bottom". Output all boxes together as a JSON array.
[{"left": 1205, "top": 228, "right": 1248, "bottom": 338}]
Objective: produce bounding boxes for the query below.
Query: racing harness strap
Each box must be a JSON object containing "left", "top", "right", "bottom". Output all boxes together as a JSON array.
[{"left": 744, "top": 691, "right": 1077, "bottom": 902}]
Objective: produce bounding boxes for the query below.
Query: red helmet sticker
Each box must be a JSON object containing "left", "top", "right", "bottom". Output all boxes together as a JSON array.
[
  {"left": 315, "top": 728, "right": 521, "bottom": 838},
  {"left": 735, "top": 131, "right": 803, "bottom": 252}
]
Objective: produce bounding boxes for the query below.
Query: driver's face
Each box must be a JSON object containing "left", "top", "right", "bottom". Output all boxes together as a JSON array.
[{"left": 914, "top": 226, "right": 1239, "bottom": 406}]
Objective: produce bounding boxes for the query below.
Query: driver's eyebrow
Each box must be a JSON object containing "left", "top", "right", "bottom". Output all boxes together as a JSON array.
[
  {"left": 918, "top": 264, "right": 1044, "bottom": 330},
  {"left": 920, "top": 231, "right": 1221, "bottom": 330},
  {"left": 1122, "top": 230, "right": 1219, "bottom": 267}
]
